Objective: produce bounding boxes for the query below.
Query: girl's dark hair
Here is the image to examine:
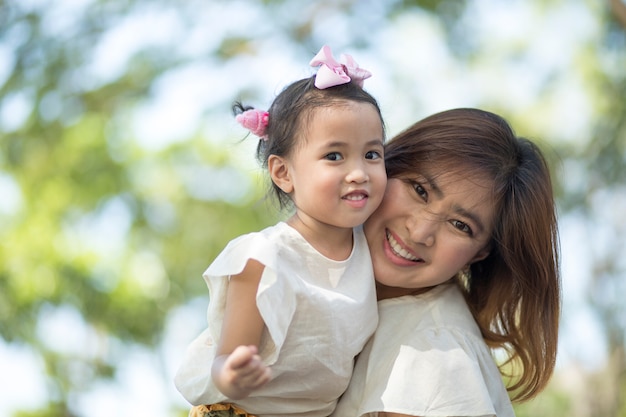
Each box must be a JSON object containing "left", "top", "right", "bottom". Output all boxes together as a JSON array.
[
  {"left": 234, "top": 75, "right": 384, "bottom": 208},
  {"left": 385, "top": 108, "right": 561, "bottom": 402}
]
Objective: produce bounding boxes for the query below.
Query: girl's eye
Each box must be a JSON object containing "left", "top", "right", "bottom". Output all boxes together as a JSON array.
[
  {"left": 365, "top": 150, "right": 383, "bottom": 160},
  {"left": 325, "top": 152, "right": 343, "bottom": 161},
  {"left": 451, "top": 220, "right": 473, "bottom": 235}
]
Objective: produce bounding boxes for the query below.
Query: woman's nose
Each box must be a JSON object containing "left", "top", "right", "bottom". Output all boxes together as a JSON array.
[{"left": 407, "top": 211, "right": 437, "bottom": 247}]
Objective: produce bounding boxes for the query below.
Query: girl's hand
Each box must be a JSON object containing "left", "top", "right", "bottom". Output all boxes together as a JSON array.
[{"left": 212, "top": 345, "right": 272, "bottom": 399}]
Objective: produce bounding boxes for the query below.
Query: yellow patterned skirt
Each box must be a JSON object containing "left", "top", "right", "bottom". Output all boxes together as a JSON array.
[{"left": 189, "top": 403, "right": 257, "bottom": 417}]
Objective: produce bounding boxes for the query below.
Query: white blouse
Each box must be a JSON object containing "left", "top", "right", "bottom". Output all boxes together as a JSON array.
[
  {"left": 332, "top": 282, "right": 516, "bottom": 417},
  {"left": 175, "top": 222, "right": 378, "bottom": 417}
]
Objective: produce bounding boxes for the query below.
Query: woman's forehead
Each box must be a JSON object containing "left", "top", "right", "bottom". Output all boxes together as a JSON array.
[{"left": 418, "top": 162, "right": 493, "bottom": 185}]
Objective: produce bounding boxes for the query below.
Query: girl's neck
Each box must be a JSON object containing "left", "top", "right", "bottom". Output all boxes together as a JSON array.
[{"left": 286, "top": 214, "right": 354, "bottom": 261}]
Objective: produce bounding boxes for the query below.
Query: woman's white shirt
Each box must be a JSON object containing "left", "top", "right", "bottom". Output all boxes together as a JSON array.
[{"left": 332, "top": 282, "right": 515, "bottom": 417}]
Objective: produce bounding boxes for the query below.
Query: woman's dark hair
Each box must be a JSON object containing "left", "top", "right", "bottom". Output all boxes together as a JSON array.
[
  {"left": 385, "top": 108, "right": 561, "bottom": 402},
  {"left": 234, "top": 75, "right": 384, "bottom": 209}
]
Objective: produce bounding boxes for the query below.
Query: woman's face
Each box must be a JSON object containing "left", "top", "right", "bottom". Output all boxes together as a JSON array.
[{"left": 364, "top": 166, "right": 496, "bottom": 298}]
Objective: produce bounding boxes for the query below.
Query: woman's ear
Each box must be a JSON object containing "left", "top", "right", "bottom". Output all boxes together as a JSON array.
[
  {"left": 268, "top": 155, "right": 294, "bottom": 194},
  {"left": 470, "top": 246, "right": 491, "bottom": 264}
]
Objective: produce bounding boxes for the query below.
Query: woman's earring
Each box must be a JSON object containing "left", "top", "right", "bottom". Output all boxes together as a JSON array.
[{"left": 458, "top": 264, "right": 471, "bottom": 288}]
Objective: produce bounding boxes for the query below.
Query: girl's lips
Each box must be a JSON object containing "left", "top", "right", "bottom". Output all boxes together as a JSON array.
[
  {"left": 342, "top": 191, "right": 368, "bottom": 208},
  {"left": 385, "top": 230, "right": 422, "bottom": 264},
  {"left": 343, "top": 191, "right": 368, "bottom": 200}
]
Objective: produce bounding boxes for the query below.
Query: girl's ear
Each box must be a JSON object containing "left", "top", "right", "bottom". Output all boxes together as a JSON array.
[{"left": 268, "top": 155, "right": 294, "bottom": 194}]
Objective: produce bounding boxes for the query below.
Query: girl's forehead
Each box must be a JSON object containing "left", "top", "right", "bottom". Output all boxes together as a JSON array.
[{"left": 301, "top": 101, "right": 382, "bottom": 135}]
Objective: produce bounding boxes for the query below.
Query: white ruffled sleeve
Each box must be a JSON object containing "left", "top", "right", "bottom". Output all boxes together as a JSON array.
[
  {"left": 174, "top": 228, "right": 297, "bottom": 405},
  {"left": 203, "top": 230, "right": 296, "bottom": 366}
]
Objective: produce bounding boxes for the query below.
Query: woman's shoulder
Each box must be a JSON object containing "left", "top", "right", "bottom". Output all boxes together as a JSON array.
[
  {"left": 356, "top": 283, "right": 515, "bottom": 417},
  {"left": 378, "top": 282, "right": 481, "bottom": 337}
]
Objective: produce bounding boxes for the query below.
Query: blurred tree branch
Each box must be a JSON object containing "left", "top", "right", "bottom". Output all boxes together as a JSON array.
[{"left": 611, "top": 0, "right": 626, "bottom": 27}]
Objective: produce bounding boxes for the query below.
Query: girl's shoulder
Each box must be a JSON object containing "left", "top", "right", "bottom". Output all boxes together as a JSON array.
[
  {"left": 203, "top": 223, "right": 287, "bottom": 278},
  {"left": 234, "top": 221, "right": 314, "bottom": 251}
]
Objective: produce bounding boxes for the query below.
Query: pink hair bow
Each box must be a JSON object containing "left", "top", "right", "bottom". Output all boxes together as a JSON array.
[
  {"left": 310, "top": 45, "right": 372, "bottom": 89},
  {"left": 236, "top": 109, "right": 269, "bottom": 140}
]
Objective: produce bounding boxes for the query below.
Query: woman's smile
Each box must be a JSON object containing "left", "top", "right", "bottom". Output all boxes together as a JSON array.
[
  {"left": 386, "top": 230, "right": 421, "bottom": 263},
  {"left": 365, "top": 175, "right": 494, "bottom": 294}
]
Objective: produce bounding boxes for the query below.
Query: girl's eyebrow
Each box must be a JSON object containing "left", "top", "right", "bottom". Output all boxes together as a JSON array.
[
  {"left": 366, "top": 139, "right": 385, "bottom": 147},
  {"left": 425, "top": 173, "right": 486, "bottom": 234},
  {"left": 325, "top": 139, "right": 384, "bottom": 148}
]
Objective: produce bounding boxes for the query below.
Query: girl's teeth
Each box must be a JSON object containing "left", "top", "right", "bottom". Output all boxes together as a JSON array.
[
  {"left": 345, "top": 194, "right": 365, "bottom": 201},
  {"left": 387, "top": 232, "right": 420, "bottom": 261}
]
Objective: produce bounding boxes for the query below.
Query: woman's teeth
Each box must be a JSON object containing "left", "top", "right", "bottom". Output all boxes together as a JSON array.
[{"left": 387, "top": 231, "right": 420, "bottom": 261}]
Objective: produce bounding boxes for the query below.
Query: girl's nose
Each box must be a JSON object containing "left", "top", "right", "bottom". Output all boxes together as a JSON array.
[
  {"left": 345, "top": 164, "right": 369, "bottom": 184},
  {"left": 407, "top": 211, "right": 437, "bottom": 247}
]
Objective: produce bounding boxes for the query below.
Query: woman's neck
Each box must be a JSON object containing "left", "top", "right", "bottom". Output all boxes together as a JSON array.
[{"left": 375, "top": 281, "right": 435, "bottom": 300}]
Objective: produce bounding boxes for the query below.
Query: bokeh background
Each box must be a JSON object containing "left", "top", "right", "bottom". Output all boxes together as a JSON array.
[{"left": 1, "top": 0, "right": 625, "bottom": 416}]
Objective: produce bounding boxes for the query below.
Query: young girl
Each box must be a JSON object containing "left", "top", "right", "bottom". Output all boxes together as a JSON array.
[
  {"left": 174, "top": 46, "right": 387, "bottom": 417},
  {"left": 332, "top": 108, "right": 561, "bottom": 416}
]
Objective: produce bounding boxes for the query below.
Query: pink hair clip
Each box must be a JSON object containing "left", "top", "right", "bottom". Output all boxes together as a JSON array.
[
  {"left": 310, "top": 45, "right": 372, "bottom": 89},
  {"left": 236, "top": 109, "right": 269, "bottom": 140}
]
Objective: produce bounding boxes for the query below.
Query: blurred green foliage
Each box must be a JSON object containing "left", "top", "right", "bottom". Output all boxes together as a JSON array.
[
  {"left": 0, "top": 0, "right": 625, "bottom": 415},
  {"left": 0, "top": 1, "right": 278, "bottom": 414}
]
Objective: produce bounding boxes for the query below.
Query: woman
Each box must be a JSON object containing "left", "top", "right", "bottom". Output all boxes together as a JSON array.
[{"left": 333, "top": 108, "right": 560, "bottom": 417}]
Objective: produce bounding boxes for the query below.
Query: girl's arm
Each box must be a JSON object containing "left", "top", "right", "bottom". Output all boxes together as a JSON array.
[{"left": 211, "top": 259, "right": 271, "bottom": 399}]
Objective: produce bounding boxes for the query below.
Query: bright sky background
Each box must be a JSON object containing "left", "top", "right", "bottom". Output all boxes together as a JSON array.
[{"left": 0, "top": 0, "right": 619, "bottom": 415}]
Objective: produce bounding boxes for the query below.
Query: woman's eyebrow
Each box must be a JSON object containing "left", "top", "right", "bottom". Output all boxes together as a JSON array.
[
  {"left": 423, "top": 173, "right": 443, "bottom": 198},
  {"left": 453, "top": 205, "right": 485, "bottom": 234},
  {"left": 427, "top": 173, "right": 486, "bottom": 234}
]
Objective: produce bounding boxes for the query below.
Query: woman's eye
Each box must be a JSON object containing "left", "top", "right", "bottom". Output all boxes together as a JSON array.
[
  {"left": 412, "top": 182, "right": 428, "bottom": 200},
  {"left": 325, "top": 152, "right": 343, "bottom": 161},
  {"left": 365, "top": 150, "right": 383, "bottom": 160},
  {"left": 451, "top": 220, "right": 473, "bottom": 235}
]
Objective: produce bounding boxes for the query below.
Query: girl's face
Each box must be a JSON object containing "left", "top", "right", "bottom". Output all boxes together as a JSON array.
[
  {"left": 364, "top": 167, "right": 495, "bottom": 299},
  {"left": 270, "top": 101, "right": 386, "bottom": 233}
]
